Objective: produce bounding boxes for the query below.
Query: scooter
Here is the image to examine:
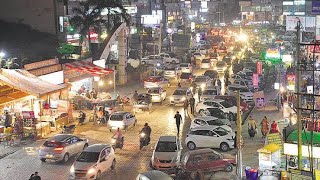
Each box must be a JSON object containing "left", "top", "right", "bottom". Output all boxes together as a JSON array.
[
  {"left": 61, "top": 124, "right": 76, "bottom": 134},
  {"left": 139, "top": 132, "right": 149, "bottom": 150},
  {"left": 111, "top": 137, "right": 124, "bottom": 150}
]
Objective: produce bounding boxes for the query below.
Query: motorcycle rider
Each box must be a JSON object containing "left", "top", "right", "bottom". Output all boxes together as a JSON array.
[
  {"left": 140, "top": 123, "right": 152, "bottom": 144},
  {"left": 132, "top": 90, "right": 139, "bottom": 105},
  {"left": 113, "top": 128, "right": 124, "bottom": 140}
]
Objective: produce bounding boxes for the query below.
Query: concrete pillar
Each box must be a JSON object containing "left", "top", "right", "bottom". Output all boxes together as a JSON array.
[{"left": 118, "top": 28, "right": 127, "bottom": 85}]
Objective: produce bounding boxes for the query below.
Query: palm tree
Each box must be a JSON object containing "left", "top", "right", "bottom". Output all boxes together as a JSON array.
[{"left": 69, "top": 1, "right": 105, "bottom": 56}]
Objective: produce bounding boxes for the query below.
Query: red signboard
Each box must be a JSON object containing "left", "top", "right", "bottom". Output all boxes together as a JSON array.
[
  {"left": 257, "top": 61, "right": 263, "bottom": 75},
  {"left": 253, "top": 73, "right": 259, "bottom": 87},
  {"left": 22, "top": 111, "right": 35, "bottom": 119},
  {"left": 308, "top": 45, "right": 320, "bottom": 53}
]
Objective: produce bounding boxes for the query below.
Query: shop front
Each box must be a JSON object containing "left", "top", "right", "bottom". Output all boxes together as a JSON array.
[{"left": 0, "top": 69, "right": 69, "bottom": 139}]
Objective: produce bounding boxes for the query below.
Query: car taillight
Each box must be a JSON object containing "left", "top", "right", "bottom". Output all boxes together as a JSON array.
[
  {"left": 109, "top": 108, "right": 113, "bottom": 111},
  {"left": 54, "top": 146, "right": 64, "bottom": 153}
]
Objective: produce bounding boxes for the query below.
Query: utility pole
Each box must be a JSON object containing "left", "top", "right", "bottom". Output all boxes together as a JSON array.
[
  {"left": 295, "top": 19, "right": 303, "bottom": 170},
  {"left": 140, "top": 17, "right": 144, "bottom": 65},
  {"left": 159, "top": 22, "right": 162, "bottom": 54},
  {"left": 236, "top": 90, "right": 243, "bottom": 179}
]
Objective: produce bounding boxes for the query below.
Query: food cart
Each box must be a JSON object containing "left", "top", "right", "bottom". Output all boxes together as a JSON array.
[
  {"left": 257, "top": 143, "right": 282, "bottom": 171},
  {"left": 133, "top": 94, "right": 152, "bottom": 114}
]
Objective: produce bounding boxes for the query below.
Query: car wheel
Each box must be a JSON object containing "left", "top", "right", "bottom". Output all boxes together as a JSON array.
[
  {"left": 96, "top": 170, "right": 101, "bottom": 180},
  {"left": 187, "top": 142, "right": 196, "bottom": 150},
  {"left": 62, "top": 153, "right": 69, "bottom": 163},
  {"left": 111, "top": 159, "right": 116, "bottom": 170},
  {"left": 220, "top": 142, "right": 230, "bottom": 152},
  {"left": 225, "top": 164, "right": 233, "bottom": 172},
  {"left": 40, "top": 158, "right": 46, "bottom": 162},
  {"left": 83, "top": 143, "right": 88, "bottom": 150}
]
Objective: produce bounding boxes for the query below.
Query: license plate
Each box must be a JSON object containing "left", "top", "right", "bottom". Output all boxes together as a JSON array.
[{"left": 46, "top": 154, "right": 54, "bottom": 158}]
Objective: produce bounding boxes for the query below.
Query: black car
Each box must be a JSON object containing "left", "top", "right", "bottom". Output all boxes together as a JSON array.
[
  {"left": 204, "top": 70, "right": 218, "bottom": 80},
  {"left": 180, "top": 73, "right": 194, "bottom": 83}
]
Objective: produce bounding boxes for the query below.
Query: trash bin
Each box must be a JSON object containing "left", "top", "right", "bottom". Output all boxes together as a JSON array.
[
  {"left": 249, "top": 169, "right": 259, "bottom": 180},
  {"left": 245, "top": 166, "right": 251, "bottom": 179}
]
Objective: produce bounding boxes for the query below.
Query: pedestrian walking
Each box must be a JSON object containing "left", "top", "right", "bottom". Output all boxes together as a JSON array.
[
  {"left": 270, "top": 121, "right": 280, "bottom": 134},
  {"left": 189, "top": 97, "right": 196, "bottom": 114},
  {"left": 217, "top": 79, "right": 221, "bottom": 87},
  {"left": 174, "top": 111, "right": 182, "bottom": 134},
  {"left": 132, "top": 90, "right": 139, "bottom": 105},
  {"left": 260, "top": 116, "right": 269, "bottom": 138},
  {"left": 91, "top": 88, "right": 98, "bottom": 99},
  {"left": 183, "top": 99, "right": 189, "bottom": 116},
  {"left": 198, "top": 88, "right": 202, "bottom": 102},
  {"left": 4, "top": 111, "right": 11, "bottom": 128},
  {"left": 31, "top": 172, "right": 41, "bottom": 180},
  {"left": 248, "top": 116, "right": 257, "bottom": 139}
]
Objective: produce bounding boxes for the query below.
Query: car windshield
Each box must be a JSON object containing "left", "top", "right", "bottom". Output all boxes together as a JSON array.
[
  {"left": 220, "top": 101, "right": 233, "bottom": 108},
  {"left": 216, "top": 62, "right": 225, "bottom": 66},
  {"left": 180, "top": 73, "right": 192, "bottom": 79},
  {"left": 155, "top": 141, "right": 177, "bottom": 152},
  {"left": 43, "top": 141, "right": 64, "bottom": 147},
  {"left": 180, "top": 64, "right": 189, "bottom": 67},
  {"left": 203, "top": 90, "right": 217, "bottom": 95},
  {"left": 202, "top": 59, "right": 210, "bottom": 63},
  {"left": 206, "top": 108, "right": 225, "bottom": 117},
  {"left": 195, "top": 77, "right": 206, "bottom": 82},
  {"left": 207, "top": 120, "right": 225, "bottom": 126},
  {"left": 173, "top": 90, "right": 187, "bottom": 95},
  {"left": 165, "top": 66, "right": 175, "bottom": 70},
  {"left": 110, "top": 114, "right": 123, "bottom": 121},
  {"left": 148, "top": 89, "right": 160, "bottom": 94},
  {"left": 76, "top": 152, "right": 100, "bottom": 162},
  {"left": 194, "top": 53, "right": 201, "bottom": 56}
]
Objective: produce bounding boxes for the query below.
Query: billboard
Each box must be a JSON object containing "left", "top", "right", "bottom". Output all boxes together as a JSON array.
[
  {"left": 286, "top": 16, "right": 316, "bottom": 32},
  {"left": 312, "top": 1, "right": 320, "bottom": 14},
  {"left": 265, "top": 48, "right": 281, "bottom": 60}
]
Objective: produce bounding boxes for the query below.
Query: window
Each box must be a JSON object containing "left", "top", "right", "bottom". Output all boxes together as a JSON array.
[
  {"left": 155, "top": 141, "right": 177, "bottom": 152},
  {"left": 207, "top": 120, "right": 224, "bottom": 126},
  {"left": 193, "top": 154, "right": 205, "bottom": 163},
  {"left": 194, "top": 130, "right": 211, "bottom": 136},
  {"left": 100, "top": 149, "right": 107, "bottom": 159},
  {"left": 194, "top": 119, "right": 206, "bottom": 126},
  {"left": 214, "top": 130, "right": 228, "bottom": 136},
  {"left": 211, "top": 102, "right": 220, "bottom": 108},
  {"left": 204, "top": 101, "right": 212, "bottom": 106},
  {"left": 205, "top": 153, "right": 221, "bottom": 161}
]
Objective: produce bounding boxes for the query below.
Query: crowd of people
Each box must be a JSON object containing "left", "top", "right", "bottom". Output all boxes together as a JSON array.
[{"left": 247, "top": 116, "right": 280, "bottom": 140}]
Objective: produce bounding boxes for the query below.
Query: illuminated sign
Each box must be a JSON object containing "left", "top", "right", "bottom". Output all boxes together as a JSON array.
[{"left": 265, "top": 48, "right": 281, "bottom": 60}]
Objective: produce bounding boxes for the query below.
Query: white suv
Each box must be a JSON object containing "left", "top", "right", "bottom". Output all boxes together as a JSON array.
[
  {"left": 196, "top": 99, "right": 238, "bottom": 118},
  {"left": 70, "top": 144, "right": 116, "bottom": 179},
  {"left": 150, "top": 136, "right": 181, "bottom": 173}
]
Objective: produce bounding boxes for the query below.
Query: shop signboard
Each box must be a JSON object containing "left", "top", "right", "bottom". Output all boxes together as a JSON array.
[
  {"left": 172, "top": 34, "right": 191, "bottom": 48},
  {"left": 287, "top": 74, "right": 296, "bottom": 91},
  {"left": 286, "top": 16, "right": 305, "bottom": 31},
  {"left": 24, "top": 59, "right": 59, "bottom": 71},
  {"left": 257, "top": 61, "right": 262, "bottom": 75},
  {"left": 312, "top": 1, "right": 320, "bottom": 14},
  {"left": 22, "top": 111, "right": 35, "bottom": 119},
  {"left": 290, "top": 169, "right": 312, "bottom": 180},
  {"left": 266, "top": 133, "right": 282, "bottom": 149},
  {"left": 38, "top": 70, "right": 64, "bottom": 84},
  {"left": 265, "top": 48, "right": 281, "bottom": 60},
  {"left": 253, "top": 73, "right": 259, "bottom": 87}
]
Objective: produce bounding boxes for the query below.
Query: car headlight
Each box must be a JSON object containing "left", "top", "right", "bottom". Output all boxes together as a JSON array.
[
  {"left": 111, "top": 139, "right": 116, "bottom": 143},
  {"left": 70, "top": 165, "right": 75, "bottom": 174},
  {"left": 214, "top": 67, "right": 217, "bottom": 70},
  {"left": 170, "top": 96, "right": 174, "bottom": 101},
  {"left": 190, "top": 87, "right": 193, "bottom": 91},
  {"left": 140, "top": 132, "right": 146, "bottom": 137},
  {"left": 201, "top": 84, "right": 206, "bottom": 89},
  {"left": 223, "top": 67, "right": 227, "bottom": 70},
  {"left": 87, "top": 168, "right": 95, "bottom": 174},
  {"left": 181, "top": 97, "right": 186, "bottom": 101}
]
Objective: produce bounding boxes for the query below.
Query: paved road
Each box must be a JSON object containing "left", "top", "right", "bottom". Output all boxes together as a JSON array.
[{"left": 0, "top": 68, "right": 260, "bottom": 180}]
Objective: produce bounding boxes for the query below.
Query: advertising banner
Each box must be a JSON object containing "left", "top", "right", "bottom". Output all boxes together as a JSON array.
[
  {"left": 253, "top": 74, "right": 259, "bottom": 87},
  {"left": 312, "top": 1, "right": 320, "bottom": 14},
  {"left": 287, "top": 74, "right": 296, "bottom": 91},
  {"left": 286, "top": 16, "right": 316, "bottom": 32},
  {"left": 257, "top": 61, "right": 263, "bottom": 75}
]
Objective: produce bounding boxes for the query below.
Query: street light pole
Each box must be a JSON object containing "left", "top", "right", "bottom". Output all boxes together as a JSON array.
[
  {"left": 113, "top": 70, "right": 116, "bottom": 94},
  {"left": 236, "top": 90, "right": 243, "bottom": 179}
]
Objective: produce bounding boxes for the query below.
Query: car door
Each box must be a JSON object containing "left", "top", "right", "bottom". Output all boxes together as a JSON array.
[
  {"left": 212, "top": 129, "right": 229, "bottom": 147},
  {"left": 71, "top": 136, "right": 83, "bottom": 153},
  {"left": 196, "top": 130, "right": 212, "bottom": 147},
  {"left": 98, "top": 148, "right": 109, "bottom": 173},
  {"left": 65, "top": 137, "right": 77, "bottom": 155},
  {"left": 104, "top": 147, "right": 113, "bottom": 170},
  {"left": 205, "top": 152, "right": 223, "bottom": 171},
  {"left": 192, "top": 154, "right": 206, "bottom": 171},
  {"left": 126, "top": 113, "right": 133, "bottom": 125},
  {"left": 208, "top": 130, "right": 220, "bottom": 148}
]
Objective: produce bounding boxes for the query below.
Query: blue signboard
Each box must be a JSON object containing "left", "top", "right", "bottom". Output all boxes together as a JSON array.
[{"left": 312, "top": 1, "right": 320, "bottom": 13}]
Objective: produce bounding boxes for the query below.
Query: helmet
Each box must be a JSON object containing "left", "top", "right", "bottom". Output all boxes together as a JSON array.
[{"left": 144, "top": 123, "right": 148, "bottom": 126}]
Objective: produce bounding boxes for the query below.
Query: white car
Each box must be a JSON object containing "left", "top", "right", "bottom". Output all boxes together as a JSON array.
[
  {"left": 151, "top": 136, "right": 181, "bottom": 172},
  {"left": 170, "top": 87, "right": 193, "bottom": 105},
  {"left": 193, "top": 75, "right": 212, "bottom": 90},
  {"left": 70, "top": 144, "right": 116, "bottom": 180},
  {"left": 148, "top": 87, "right": 167, "bottom": 103},
  {"left": 144, "top": 76, "right": 170, "bottom": 89},
  {"left": 196, "top": 99, "right": 238, "bottom": 116},
  {"left": 108, "top": 111, "right": 137, "bottom": 131},
  {"left": 185, "top": 126, "right": 235, "bottom": 151},
  {"left": 200, "top": 59, "right": 211, "bottom": 69},
  {"left": 164, "top": 65, "right": 180, "bottom": 78},
  {"left": 201, "top": 87, "right": 221, "bottom": 101},
  {"left": 141, "top": 55, "right": 162, "bottom": 65},
  {"left": 180, "top": 63, "right": 193, "bottom": 73},
  {"left": 159, "top": 53, "right": 180, "bottom": 64},
  {"left": 233, "top": 79, "right": 254, "bottom": 91},
  {"left": 226, "top": 85, "right": 253, "bottom": 102},
  {"left": 190, "top": 116, "right": 231, "bottom": 130}
]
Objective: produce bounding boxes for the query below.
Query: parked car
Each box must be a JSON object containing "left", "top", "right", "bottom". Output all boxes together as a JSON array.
[
  {"left": 170, "top": 88, "right": 193, "bottom": 105},
  {"left": 185, "top": 126, "right": 235, "bottom": 151},
  {"left": 199, "top": 107, "right": 232, "bottom": 123},
  {"left": 233, "top": 79, "right": 254, "bottom": 91},
  {"left": 196, "top": 99, "right": 238, "bottom": 118},
  {"left": 144, "top": 76, "right": 170, "bottom": 89},
  {"left": 150, "top": 136, "right": 181, "bottom": 172},
  {"left": 190, "top": 116, "right": 231, "bottom": 130},
  {"left": 214, "top": 95, "right": 249, "bottom": 112},
  {"left": 39, "top": 134, "right": 89, "bottom": 163},
  {"left": 193, "top": 76, "right": 212, "bottom": 90},
  {"left": 180, "top": 63, "right": 193, "bottom": 73},
  {"left": 164, "top": 65, "right": 180, "bottom": 78},
  {"left": 148, "top": 87, "right": 167, "bottom": 103},
  {"left": 203, "top": 70, "right": 218, "bottom": 83},
  {"left": 215, "top": 61, "right": 227, "bottom": 73},
  {"left": 141, "top": 55, "right": 162, "bottom": 65},
  {"left": 179, "top": 73, "right": 194, "bottom": 84},
  {"left": 133, "top": 94, "right": 153, "bottom": 113},
  {"left": 136, "top": 170, "right": 173, "bottom": 180},
  {"left": 159, "top": 53, "right": 180, "bottom": 64},
  {"left": 69, "top": 144, "right": 116, "bottom": 180},
  {"left": 226, "top": 85, "right": 254, "bottom": 102},
  {"left": 180, "top": 149, "right": 236, "bottom": 177},
  {"left": 200, "top": 59, "right": 211, "bottom": 69},
  {"left": 201, "top": 87, "right": 221, "bottom": 101},
  {"left": 108, "top": 111, "right": 137, "bottom": 131}
]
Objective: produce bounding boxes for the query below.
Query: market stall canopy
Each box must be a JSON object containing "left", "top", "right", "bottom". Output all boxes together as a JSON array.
[
  {"left": 0, "top": 69, "right": 67, "bottom": 101},
  {"left": 65, "top": 60, "right": 113, "bottom": 77},
  {"left": 257, "top": 143, "right": 282, "bottom": 154},
  {"left": 287, "top": 130, "right": 320, "bottom": 145}
]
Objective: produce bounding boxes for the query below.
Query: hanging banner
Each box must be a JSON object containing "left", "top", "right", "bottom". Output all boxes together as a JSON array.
[
  {"left": 287, "top": 74, "right": 296, "bottom": 91},
  {"left": 257, "top": 61, "right": 263, "bottom": 75},
  {"left": 253, "top": 73, "right": 259, "bottom": 87}
]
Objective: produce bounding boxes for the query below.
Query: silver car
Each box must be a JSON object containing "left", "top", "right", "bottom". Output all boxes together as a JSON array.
[
  {"left": 170, "top": 87, "right": 193, "bottom": 105},
  {"left": 201, "top": 87, "right": 221, "bottom": 101},
  {"left": 39, "top": 134, "right": 88, "bottom": 163}
]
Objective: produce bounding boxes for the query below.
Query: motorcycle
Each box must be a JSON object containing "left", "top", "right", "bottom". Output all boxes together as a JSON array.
[
  {"left": 61, "top": 124, "right": 76, "bottom": 134},
  {"left": 139, "top": 132, "right": 149, "bottom": 150},
  {"left": 111, "top": 137, "right": 124, "bottom": 150}
]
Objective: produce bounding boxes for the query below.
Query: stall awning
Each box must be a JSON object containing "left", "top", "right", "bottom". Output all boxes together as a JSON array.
[
  {"left": 287, "top": 130, "right": 320, "bottom": 145},
  {"left": 0, "top": 69, "right": 67, "bottom": 99},
  {"left": 65, "top": 60, "right": 113, "bottom": 77},
  {"left": 257, "top": 143, "right": 282, "bottom": 154}
]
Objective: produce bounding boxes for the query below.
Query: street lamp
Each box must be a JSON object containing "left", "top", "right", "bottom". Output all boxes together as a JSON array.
[{"left": 0, "top": 52, "right": 5, "bottom": 58}]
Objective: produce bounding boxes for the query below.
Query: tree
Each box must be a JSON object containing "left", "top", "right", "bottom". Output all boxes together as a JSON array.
[{"left": 57, "top": 43, "right": 76, "bottom": 59}]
